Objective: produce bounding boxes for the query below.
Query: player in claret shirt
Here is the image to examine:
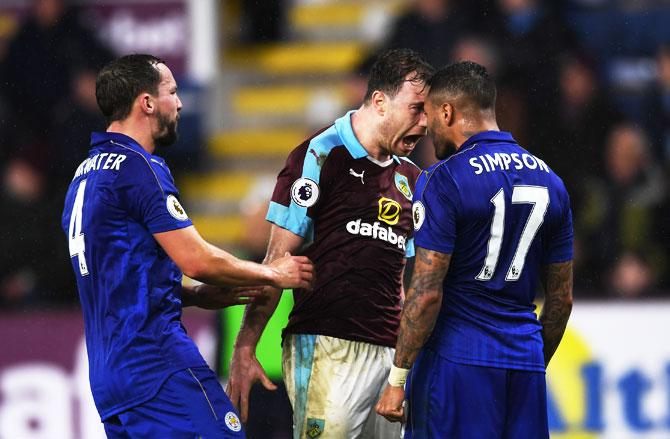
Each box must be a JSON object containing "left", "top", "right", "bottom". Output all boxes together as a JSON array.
[
  {"left": 227, "top": 49, "right": 433, "bottom": 438},
  {"left": 62, "top": 54, "right": 313, "bottom": 438},
  {"left": 376, "top": 61, "right": 574, "bottom": 438}
]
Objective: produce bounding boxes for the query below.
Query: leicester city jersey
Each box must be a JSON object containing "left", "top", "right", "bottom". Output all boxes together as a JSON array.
[
  {"left": 61, "top": 132, "right": 207, "bottom": 420},
  {"left": 413, "top": 131, "right": 573, "bottom": 372}
]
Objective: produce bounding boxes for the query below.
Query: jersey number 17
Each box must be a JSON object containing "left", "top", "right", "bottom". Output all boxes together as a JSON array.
[{"left": 476, "top": 185, "right": 549, "bottom": 282}]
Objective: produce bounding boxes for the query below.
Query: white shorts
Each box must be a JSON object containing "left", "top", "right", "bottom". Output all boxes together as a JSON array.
[{"left": 282, "top": 334, "right": 402, "bottom": 439}]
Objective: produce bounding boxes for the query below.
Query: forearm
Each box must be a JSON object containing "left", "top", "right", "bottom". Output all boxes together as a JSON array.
[
  {"left": 181, "top": 284, "right": 199, "bottom": 307},
  {"left": 234, "top": 225, "right": 304, "bottom": 350},
  {"left": 393, "top": 288, "right": 442, "bottom": 369},
  {"left": 393, "top": 249, "right": 450, "bottom": 369},
  {"left": 193, "top": 243, "right": 278, "bottom": 286},
  {"left": 540, "top": 260, "right": 574, "bottom": 366},
  {"left": 234, "top": 287, "right": 282, "bottom": 349}
]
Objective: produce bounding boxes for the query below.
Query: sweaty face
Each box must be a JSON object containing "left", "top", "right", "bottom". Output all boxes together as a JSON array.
[
  {"left": 425, "top": 99, "right": 458, "bottom": 160},
  {"left": 153, "top": 64, "right": 182, "bottom": 148},
  {"left": 380, "top": 76, "right": 428, "bottom": 157}
]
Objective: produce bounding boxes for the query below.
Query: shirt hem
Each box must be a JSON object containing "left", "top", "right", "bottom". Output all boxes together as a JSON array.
[{"left": 284, "top": 328, "right": 396, "bottom": 348}]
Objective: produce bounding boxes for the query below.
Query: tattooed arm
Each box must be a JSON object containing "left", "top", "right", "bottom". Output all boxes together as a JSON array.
[
  {"left": 539, "top": 260, "right": 573, "bottom": 367},
  {"left": 376, "top": 247, "right": 451, "bottom": 422},
  {"left": 394, "top": 247, "right": 451, "bottom": 368}
]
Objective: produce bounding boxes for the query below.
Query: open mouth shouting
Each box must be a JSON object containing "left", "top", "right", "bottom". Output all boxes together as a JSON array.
[{"left": 400, "top": 134, "right": 423, "bottom": 154}]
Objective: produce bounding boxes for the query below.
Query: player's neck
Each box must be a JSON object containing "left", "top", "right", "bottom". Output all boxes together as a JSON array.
[
  {"left": 458, "top": 118, "right": 499, "bottom": 149},
  {"left": 107, "top": 119, "right": 156, "bottom": 155},
  {"left": 350, "top": 106, "right": 392, "bottom": 162}
]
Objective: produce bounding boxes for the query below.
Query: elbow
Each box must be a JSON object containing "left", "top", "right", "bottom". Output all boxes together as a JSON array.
[{"left": 181, "top": 258, "right": 212, "bottom": 282}]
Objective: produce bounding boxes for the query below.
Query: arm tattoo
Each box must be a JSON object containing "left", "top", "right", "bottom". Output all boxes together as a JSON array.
[
  {"left": 539, "top": 260, "right": 573, "bottom": 367},
  {"left": 394, "top": 248, "right": 451, "bottom": 369}
]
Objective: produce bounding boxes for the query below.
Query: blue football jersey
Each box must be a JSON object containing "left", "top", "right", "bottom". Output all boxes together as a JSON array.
[
  {"left": 413, "top": 131, "right": 573, "bottom": 372},
  {"left": 61, "top": 132, "right": 207, "bottom": 420}
]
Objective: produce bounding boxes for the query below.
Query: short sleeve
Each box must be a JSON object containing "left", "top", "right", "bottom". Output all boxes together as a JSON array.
[
  {"left": 266, "top": 144, "right": 321, "bottom": 238},
  {"left": 116, "top": 155, "right": 192, "bottom": 234},
  {"left": 544, "top": 184, "right": 573, "bottom": 264},
  {"left": 414, "top": 166, "right": 459, "bottom": 255}
]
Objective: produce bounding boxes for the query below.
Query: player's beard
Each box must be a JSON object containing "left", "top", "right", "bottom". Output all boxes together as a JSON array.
[
  {"left": 154, "top": 111, "right": 178, "bottom": 148},
  {"left": 433, "top": 135, "right": 458, "bottom": 160}
]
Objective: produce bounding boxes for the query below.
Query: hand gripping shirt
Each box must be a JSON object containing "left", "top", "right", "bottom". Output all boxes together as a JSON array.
[
  {"left": 61, "top": 132, "right": 207, "bottom": 420},
  {"left": 413, "top": 131, "right": 573, "bottom": 371},
  {"left": 267, "top": 111, "right": 421, "bottom": 347}
]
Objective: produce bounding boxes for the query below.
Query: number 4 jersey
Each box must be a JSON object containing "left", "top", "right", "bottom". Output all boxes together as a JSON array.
[
  {"left": 61, "top": 132, "right": 206, "bottom": 421},
  {"left": 413, "top": 131, "right": 573, "bottom": 372}
]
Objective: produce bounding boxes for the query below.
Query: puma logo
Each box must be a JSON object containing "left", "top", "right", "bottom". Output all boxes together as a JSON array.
[{"left": 349, "top": 168, "right": 365, "bottom": 184}]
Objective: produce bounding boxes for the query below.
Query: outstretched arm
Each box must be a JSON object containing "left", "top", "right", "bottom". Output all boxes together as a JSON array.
[
  {"left": 376, "top": 247, "right": 451, "bottom": 422},
  {"left": 227, "top": 225, "right": 305, "bottom": 422},
  {"left": 539, "top": 260, "right": 573, "bottom": 367},
  {"left": 154, "top": 225, "right": 312, "bottom": 289}
]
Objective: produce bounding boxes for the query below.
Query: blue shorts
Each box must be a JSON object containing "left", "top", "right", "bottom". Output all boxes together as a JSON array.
[
  {"left": 405, "top": 348, "right": 548, "bottom": 439},
  {"left": 104, "top": 366, "right": 245, "bottom": 438}
]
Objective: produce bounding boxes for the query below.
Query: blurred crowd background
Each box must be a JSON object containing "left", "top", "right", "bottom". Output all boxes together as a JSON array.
[
  {"left": 1, "top": 1, "right": 669, "bottom": 438},
  {"left": 1, "top": 0, "right": 668, "bottom": 310}
]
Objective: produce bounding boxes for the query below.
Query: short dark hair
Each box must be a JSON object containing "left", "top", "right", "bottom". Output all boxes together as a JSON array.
[
  {"left": 363, "top": 49, "right": 434, "bottom": 102},
  {"left": 95, "top": 54, "right": 165, "bottom": 123},
  {"left": 427, "top": 61, "right": 496, "bottom": 111}
]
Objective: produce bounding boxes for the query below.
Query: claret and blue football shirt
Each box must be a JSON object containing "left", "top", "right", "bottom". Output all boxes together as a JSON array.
[
  {"left": 61, "top": 132, "right": 207, "bottom": 420},
  {"left": 268, "top": 111, "right": 421, "bottom": 347},
  {"left": 412, "top": 131, "right": 573, "bottom": 371}
]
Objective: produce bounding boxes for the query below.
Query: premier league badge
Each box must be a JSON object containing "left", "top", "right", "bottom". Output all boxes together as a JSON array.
[{"left": 291, "top": 177, "right": 320, "bottom": 207}]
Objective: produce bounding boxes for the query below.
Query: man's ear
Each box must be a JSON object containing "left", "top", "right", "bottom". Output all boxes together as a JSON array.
[
  {"left": 443, "top": 103, "right": 454, "bottom": 127},
  {"left": 139, "top": 93, "right": 154, "bottom": 115},
  {"left": 371, "top": 90, "right": 387, "bottom": 116}
]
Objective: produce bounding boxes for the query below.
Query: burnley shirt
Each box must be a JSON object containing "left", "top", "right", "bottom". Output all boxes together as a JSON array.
[
  {"left": 61, "top": 132, "right": 207, "bottom": 420},
  {"left": 413, "top": 131, "right": 573, "bottom": 371},
  {"left": 267, "top": 111, "right": 421, "bottom": 347}
]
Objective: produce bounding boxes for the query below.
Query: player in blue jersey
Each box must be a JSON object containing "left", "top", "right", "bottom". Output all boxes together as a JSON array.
[
  {"left": 376, "top": 61, "right": 574, "bottom": 438},
  {"left": 61, "top": 54, "right": 314, "bottom": 438}
]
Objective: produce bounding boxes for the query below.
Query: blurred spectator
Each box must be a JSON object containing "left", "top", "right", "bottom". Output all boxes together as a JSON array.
[
  {"left": 533, "top": 52, "right": 623, "bottom": 209},
  {"left": 0, "top": 0, "right": 112, "bottom": 308},
  {"left": 0, "top": 158, "right": 74, "bottom": 308},
  {"left": 382, "top": 0, "right": 477, "bottom": 68},
  {"left": 1, "top": 0, "right": 112, "bottom": 150},
  {"left": 51, "top": 68, "right": 107, "bottom": 192},
  {"left": 608, "top": 252, "right": 658, "bottom": 299},
  {"left": 492, "top": 0, "right": 578, "bottom": 91},
  {"left": 644, "top": 42, "right": 670, "bottom": 164},
  {"left": 449, "top": 34, "right": 533, "bottom": 147},
  {"left": 576, "top": 123, "right": 666, "bottom": 294}
]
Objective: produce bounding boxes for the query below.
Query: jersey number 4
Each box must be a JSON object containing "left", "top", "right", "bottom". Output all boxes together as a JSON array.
[
  {"left": 68, "top": 180, "right": 89, "bottom": 276},
  {"left": 476, "top": 185, "right": 549, "bottom": 282}
]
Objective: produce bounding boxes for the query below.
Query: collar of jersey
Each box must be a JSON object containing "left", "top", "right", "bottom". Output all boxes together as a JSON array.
[
  {"left": 90, "top": 131, "right": 151, "bottom": 158},
  {"left": 460, "top": 130, "right": 516, "bottom": 151},
  {"left": 334, "top": 110, "right": 401, "bottom": 164}
]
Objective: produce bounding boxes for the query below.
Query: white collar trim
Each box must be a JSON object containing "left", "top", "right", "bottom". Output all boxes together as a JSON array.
[{"left": 366, "top": 156, "right": 394, "bottom": 167}]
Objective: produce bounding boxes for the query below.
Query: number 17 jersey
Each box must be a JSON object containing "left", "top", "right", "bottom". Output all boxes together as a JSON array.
[{"left": 413, "top": 131, "right": 573, "bottom": 372}]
